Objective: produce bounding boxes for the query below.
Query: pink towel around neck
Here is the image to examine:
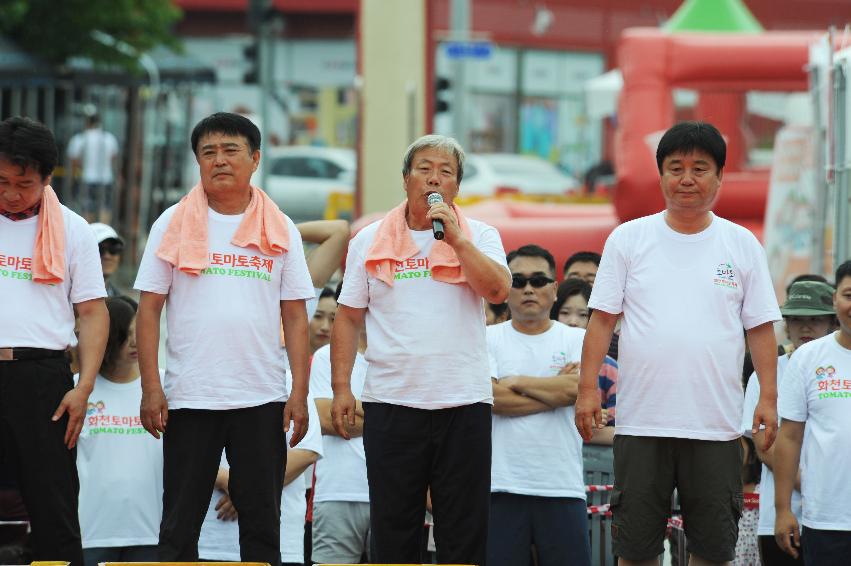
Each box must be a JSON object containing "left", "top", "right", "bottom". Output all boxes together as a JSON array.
[
  {"left": 156, "top": 183, "right": 289, "bottom": 275},
  {"left": 32, "top": 185, "right": 66, "bottom": 285},
  {"left": 365, "top": 200, "right": 472, "bottom": 287}
]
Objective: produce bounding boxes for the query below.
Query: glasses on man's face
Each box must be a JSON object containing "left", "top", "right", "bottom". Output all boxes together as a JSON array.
[
  {"left": 99, "top": 241, "right": 124, "bottom": 256},
  {"left": 511, "top": 274, "right": 555, "bottom": 289}
]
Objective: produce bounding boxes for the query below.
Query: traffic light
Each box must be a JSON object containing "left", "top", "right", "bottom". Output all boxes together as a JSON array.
[
  {"left": 435, "top": 76, "right": 451, "bottom": 113},
  {"left": 244, "top": 41, "right": 259, "bottom": 84}
]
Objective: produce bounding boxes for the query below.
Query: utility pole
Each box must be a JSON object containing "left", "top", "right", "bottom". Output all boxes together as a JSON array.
[
  {"left": 248, "top": 0, "right": 279, "bottom": 190},
  {"left": 451, "top": 0, "right": 469, "bottom": 146}
]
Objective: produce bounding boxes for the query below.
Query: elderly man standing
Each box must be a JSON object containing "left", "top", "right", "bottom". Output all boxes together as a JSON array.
[
  {"left": 576, "top": 121, "right": 781, "bottom": 566},
  {"left": 135, "top": 112, "right": 314, "bottom": 566},
  {"left": 0, "top": 116, "right": 109, "bottom": 565},
  {"left": 331, "top": 134, "right": 510, "bottom": 565}
]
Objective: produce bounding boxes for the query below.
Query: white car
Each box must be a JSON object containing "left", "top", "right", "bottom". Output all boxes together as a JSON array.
[
  {"left": 262, "top": 146, "right": 355, "bottom": 221},
  {"left": 461, "top": 153, "right": 580, "bottom": 197}
]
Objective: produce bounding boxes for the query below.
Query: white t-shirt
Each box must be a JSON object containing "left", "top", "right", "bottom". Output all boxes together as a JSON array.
[
  {"left": 198, "top": 385, "right": 323, "bottom": 562},
  {"left": 741, "top": 354, "right": 802, "bottom": 536},
  {"left": 67, "top": 128, "right": 119, "bottom": 184},
  {"left": 778, "top": 333, "right": 851, "bottom": 530},
  {"left": 0, "top": 205, "right": 106, "bottom": 349},
  {"left": 75, "top": 373, "right": 164, "bottom": 548},
  {"left": 589, "top": 212, "right": 781, "bottom": 440},
  {"left": 282, "top": 286, "right": 323, "bottom": 372},
  {"left": 338, "top": 218, "right": 509, "bottom": 409},
  {"left": 134, "top": 205, "right": 315, "bottom": 410},
  {"left": 310, "top": 344, "right": 369, "bottom": 503},
  {"left": 488, "top": 321, "right": 587, "bottom": 499}
]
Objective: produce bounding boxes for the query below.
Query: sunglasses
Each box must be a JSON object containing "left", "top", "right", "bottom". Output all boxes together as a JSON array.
[
  {"left": 99, "top": 241, "right": 124, "bottom": 256},
  {"left": 511, "top": 274, "right": 555, "bottom": 289}
]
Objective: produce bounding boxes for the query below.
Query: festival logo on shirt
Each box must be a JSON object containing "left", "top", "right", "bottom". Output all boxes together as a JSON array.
[
  {"left": 86, "top": 400, "right": 106, "bottom": 415},
  {"left": 199, "top": 252, "right": 274, "bottom": 282},
  {"left": 0, "top": 254, "right": 33, "bottom": 281},
  {"left": 549, "top": 351, "right": 568, "bottom": 372},
  {"left": 713, "top": 262, "right": 739, "bottom": 289},
  {"left": 84, "top": 405, "right": 148, "bottom": 436},
  {"left": 394, "top": 258, "right": 431, "bottom": 281},
  {"left": 815, "top": 365, "right": 851, "bottom": 399}
]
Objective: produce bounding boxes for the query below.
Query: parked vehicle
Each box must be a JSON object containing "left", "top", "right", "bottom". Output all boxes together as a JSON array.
[
  {"left": 461, "top": 153, "right": 580, "bottom": 197},
  {"left": 262, "top": 146, "right": 355, "bottom": 221}
]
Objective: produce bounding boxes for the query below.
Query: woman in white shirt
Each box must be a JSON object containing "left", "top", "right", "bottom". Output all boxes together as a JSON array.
[{"left": 76, "top": 297, "right": 164, "bottom": 566}]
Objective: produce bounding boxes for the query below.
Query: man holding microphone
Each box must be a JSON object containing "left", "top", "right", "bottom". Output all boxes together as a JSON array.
[{"left": 331, "top": 134, "right": 510, "bottom": 565}]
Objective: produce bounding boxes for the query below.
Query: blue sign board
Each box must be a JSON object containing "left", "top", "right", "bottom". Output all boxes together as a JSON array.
[{"left": 444, "top": 41, "right": 493, "bottom": 60}]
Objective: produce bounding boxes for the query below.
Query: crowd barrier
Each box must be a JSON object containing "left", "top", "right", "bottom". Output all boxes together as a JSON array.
[{"left": 583, "top": 445, "right": 615, "bottom": 566}]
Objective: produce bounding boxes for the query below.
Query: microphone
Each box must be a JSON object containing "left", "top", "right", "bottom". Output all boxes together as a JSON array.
[{"left": 427, "top": 192, "right": 445, "bottom": 240}]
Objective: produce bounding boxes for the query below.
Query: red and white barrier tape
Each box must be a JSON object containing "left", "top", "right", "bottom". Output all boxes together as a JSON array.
[
  {"left": 587, "top": 503, "right": 611, "bottom": 516},
  {"left": 585, "top": 484, "right": 613, "bottom": 492}
]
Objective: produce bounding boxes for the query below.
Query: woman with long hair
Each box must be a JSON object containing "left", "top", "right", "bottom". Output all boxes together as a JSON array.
[{"left": 76, "top": 296, "right": 163, "bottom": 566}]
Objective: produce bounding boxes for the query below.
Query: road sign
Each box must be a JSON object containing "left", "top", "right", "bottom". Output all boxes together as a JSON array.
[{"left": 444, "top": 41, "right": 493, "bottom": 60}]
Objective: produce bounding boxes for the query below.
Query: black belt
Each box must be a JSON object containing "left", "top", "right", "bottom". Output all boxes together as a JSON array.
[{"left": 0, "top": 348, "right": 66, "bottom": 362}]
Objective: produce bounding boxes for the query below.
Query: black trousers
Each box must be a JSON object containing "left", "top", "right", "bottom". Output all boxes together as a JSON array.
[
  {"left": 363, "top": 402, "right": 492, "bottom": 566},
  {"left": 759, "top": 534, "right": 804, "bottom": 565},
  {"left": 159, "top": 402, "right": 287, "bottom": 566},
  {"left": 0, "top": 357, "right": 83, "bottom": 566}
]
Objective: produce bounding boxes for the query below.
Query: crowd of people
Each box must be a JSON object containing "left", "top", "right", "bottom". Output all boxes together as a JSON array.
[{"left": 1, "top": 113, "right": 849, "bottom": 566}]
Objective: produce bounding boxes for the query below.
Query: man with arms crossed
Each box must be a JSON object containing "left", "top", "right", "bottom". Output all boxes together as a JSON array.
[
  {"left": 135, "top": 112, "right": 314, "bottom": 565},
  {"left": 331, "top": 134, "right": 510, "bottom": 565},
  {"left": 576, "top": 121, "right": 781, "bottom": 566},
  {"left": 774, "top": 261, "right": 851, "bottom": 565},
  {"left": 0, "top": 117, "right": 109, "bottom": 565},
  {"left": 488, "top": 244, "right": 591, "bottom": 566}
]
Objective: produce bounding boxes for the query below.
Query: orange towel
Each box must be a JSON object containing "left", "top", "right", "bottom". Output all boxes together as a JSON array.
[
  {"left": 32, "top": 186, "right": 66, "bottom": 285},
  {"left": 365, "top": 200, "right": 472, "bottom": 287},
  {"left": 156, "top": 183, "right": 289, "bottom": 275}
]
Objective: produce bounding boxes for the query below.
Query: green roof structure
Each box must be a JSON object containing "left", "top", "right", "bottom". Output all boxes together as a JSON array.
[{"left": 663, "top": 0, "right": 763, "bottom": 33}]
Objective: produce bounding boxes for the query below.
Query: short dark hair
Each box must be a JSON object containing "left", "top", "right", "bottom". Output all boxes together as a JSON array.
[
  {"left": 785, "top": 273, "right": 830, "bottom": 295},
  {"left": 319, "top": 286, "right": 336, "bottom": 301},
  {"left": 656, "top": 121, "right": 726, "bottom": 174},
  {"left": 0, "top": 116, "right": 58, "bottom": 179},
  {"left": 551, "top": 278, "right": 592, "bottom": 320},
  {"left": 334, "top": 280, "right": 344, "bottom": 303},
  {"left": 506, "top": 244, "right": 556, "bottom": 275},
  {"left": 101, "top": 297, "right": 138, "bottom": 374},
  {"left": 487, "top": 301, "right": 509, "bottom": 319},
  {"left": 190, "top": 112, "right": 261, "bottom": 155},
  {"left": 835, "top": 260, "right": 851, "bottom": 288},
  {"left": 563, "top": 251, "right": 601, "bottom": 276}
]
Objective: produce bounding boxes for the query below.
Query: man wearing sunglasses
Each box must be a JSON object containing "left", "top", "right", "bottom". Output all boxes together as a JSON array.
[
  {"left": 90, "top": 223, "right": 125, "bottom": 297},
  {"left": 576, "top": 121, "right": 781, "bottom": 566},
  {"left": 487, "top": 244, "right": 592, "bottom": 566}
]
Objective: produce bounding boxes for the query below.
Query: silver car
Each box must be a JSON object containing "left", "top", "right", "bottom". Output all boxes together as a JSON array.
[
  {"left": 262, "top": 146, "right": 356, "bottom": 222},
  {"left": 461, "top": 153, "right": 580, "bottom": 197}
]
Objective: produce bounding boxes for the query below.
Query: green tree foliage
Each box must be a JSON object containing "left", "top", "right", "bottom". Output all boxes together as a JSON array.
[{"left": 0, "top": 0, "right": 182, "bottom": 69}]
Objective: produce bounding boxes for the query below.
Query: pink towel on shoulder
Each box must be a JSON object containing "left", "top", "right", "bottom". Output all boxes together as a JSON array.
[
  {"left": 365, "top": 200, "right": 472, "bottom": 287},
  {"left": 156, "top": 183, "right": 289, "bottom": 275},
  {"left": 32, "top": 186, "right": 66, "bottom": 285}
]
